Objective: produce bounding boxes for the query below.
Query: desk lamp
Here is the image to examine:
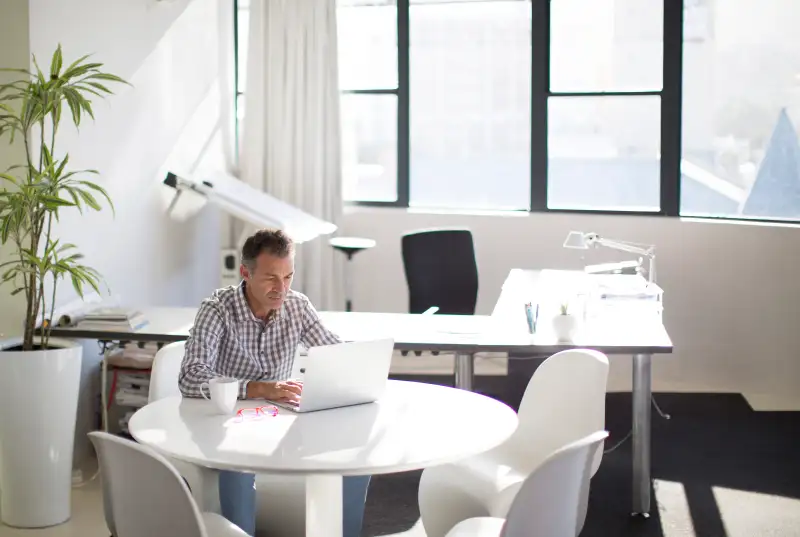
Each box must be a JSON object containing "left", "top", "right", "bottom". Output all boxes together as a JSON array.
[
  {"left": 563, "top": 231, "right": 657, "bottom": 284},
  {"left": 563, "top": 231, "right": 670, "bottom": 438}
]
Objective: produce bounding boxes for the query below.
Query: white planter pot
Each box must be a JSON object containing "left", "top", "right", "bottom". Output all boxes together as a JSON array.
[
  {"left": 552, "top": 314, "right": 579, "bottom": 341},
  {"left": 0, "top": 338, "right": 82, "bottom": 528}
]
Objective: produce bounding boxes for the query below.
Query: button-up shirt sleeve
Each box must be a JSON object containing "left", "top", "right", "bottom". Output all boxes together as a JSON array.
[
  {"left": 300, "top": 297, "right": 342, "bottom": 348},
  {"left": 179, "top": 301, "right": 249, "bottom": 399}
]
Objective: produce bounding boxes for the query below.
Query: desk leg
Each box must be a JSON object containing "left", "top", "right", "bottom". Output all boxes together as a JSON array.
[
  {"left": 454, "top": 353, "right": 474, "bottom": 391},
  {"left": 306, "top": 474, "right": 343, "bottom": 537},
  {"left": 632, "top": 353, "right": 652, "bottom": 517}
]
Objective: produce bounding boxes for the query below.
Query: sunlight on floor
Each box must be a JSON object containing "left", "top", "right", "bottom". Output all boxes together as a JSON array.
[
  {"left": 655, "top": 479, "right": 697, "bottom": 537},
  {"left": 712, "top": 486, "right": 800, "bottom": 537},
  {"left": 654, "top": 479, "right": 800, "bottom": 537}
]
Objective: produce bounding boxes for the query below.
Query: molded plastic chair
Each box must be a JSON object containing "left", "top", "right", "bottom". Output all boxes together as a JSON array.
[
  {"left": 418, "top": 349, "right": 610, "bottom": 537},
  {"left": 444, "top": 431, "right": 610, "bottom": 537},
  {"left": 89, "top": 431, "right": 248, "bottom": 537},
  {"left": 401, "top": 228, "right": 479, "bottom": 315},
  {"left": 148, "top": 341, "right": 222, "bottom": 514},
  {"left": 148, "top": 341, "right": 312, "bottom": 537}
]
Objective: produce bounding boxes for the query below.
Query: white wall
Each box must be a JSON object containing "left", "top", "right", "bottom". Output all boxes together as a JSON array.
[
  {"left": 0, "top": 0, "right": 30, "bottom": 340},
  {"left": 28, "top": 0, "right": 225, "bottom": 308},
  {"left": 341, "top": 209, "right": 800, "bottom": 409},
  {"left": 24, "top": 0, "right": 228, "bottom": 466}
]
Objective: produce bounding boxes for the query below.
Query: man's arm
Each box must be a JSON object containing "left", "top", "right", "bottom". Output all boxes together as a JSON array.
[
  {"left": 179, "top": 302, "right": 250, "bottom": 399},
  {"left": 300, "top": 297, "right": 342, "bottom": 348}
]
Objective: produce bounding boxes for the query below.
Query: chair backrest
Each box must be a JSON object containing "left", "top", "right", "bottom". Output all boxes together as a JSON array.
[
  {"left": 500, "top": 431, "right": 609, "bottom": 537},
  {"left": 510, "top": 349, "right": 610, "bottom": 475},
  {"left": 88, "top": 431, "right": 207, "bottom": 537},
  {"left": 149, "top": 341, "right": 186, "bottom": 403},
  {"left": 401, "top": 228, "right": 479, "bottom": 315}
]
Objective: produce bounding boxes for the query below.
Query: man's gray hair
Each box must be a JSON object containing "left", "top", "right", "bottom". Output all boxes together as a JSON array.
[{"left": 241, "top": 228, "right": 294, "bottom": 270}]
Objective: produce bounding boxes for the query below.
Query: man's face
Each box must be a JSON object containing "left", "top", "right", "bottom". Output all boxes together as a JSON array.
[{"left": 240, "top": 251, "right": 294, "bottom": 311}]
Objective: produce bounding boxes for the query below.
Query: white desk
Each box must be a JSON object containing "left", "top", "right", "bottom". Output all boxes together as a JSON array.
[
  {"left": 48, "top": 268, "right": 673, "bottom": 517},
  {"left": 128, "top": 380, "right": 518, "bottom": 537}
]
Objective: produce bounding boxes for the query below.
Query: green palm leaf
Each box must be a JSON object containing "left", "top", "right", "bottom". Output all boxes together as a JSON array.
[{"left": 0, "top": 44, "right": 126, "bottom": 350}]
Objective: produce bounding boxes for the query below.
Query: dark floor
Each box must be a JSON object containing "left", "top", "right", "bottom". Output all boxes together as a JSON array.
[{"left": 361, "top": 387, "right": 800, "bottom": 537}]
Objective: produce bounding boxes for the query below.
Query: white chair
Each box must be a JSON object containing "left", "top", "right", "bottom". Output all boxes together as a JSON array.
[
  {"left": 148, "top": 341, "right": 309, "bottom": 537},
  {"left": 444, "top": 430, "right": 610, "bottom": 537},
  {"left": 418, "top": 349, "right": 610, "bottom": 537},
  {"left": 89, "top": 431, "right": 248, "bottom": 537},
  {"left": 148, "top": 341, "right": 222, "bottom": 514}
]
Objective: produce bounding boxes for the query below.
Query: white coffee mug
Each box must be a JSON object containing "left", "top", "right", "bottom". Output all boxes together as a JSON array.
[{"left": 200, "top": 377, "right": 239, "bottom": 415}]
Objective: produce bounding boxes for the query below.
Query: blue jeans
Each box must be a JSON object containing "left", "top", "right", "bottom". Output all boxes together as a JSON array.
[{"left": 218, "top": 470, "right": 371, "bottom": 537}]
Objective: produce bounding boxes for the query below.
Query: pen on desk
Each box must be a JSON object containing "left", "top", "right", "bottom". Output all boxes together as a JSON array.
[{"left": 524, "top": 302, "right": 534, "bottom": 334}]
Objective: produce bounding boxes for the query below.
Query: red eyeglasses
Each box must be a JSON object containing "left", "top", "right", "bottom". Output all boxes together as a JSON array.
[{"left": 236, "top": 405, "right": 279, "bottom": 421}]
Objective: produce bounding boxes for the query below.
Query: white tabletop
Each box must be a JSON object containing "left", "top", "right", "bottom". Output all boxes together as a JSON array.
[
  {"left": 46, "top": 269, "right": 671, "bottom": 354},
  {"left": 128, "top": 380, "right": 518, "bottom": 476}
]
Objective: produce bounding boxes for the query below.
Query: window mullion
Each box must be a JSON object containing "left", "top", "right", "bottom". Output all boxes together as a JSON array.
[
  {"left": 530, "top": 0, "right": 549, "bottom": 212},
  {"left": 397, "top": 0, "right": 410, "bottom": 207},
  {"left": 660, "top": 0, "right": 683, "bottom": 216}
]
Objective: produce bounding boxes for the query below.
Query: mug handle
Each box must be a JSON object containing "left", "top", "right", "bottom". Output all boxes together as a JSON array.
[{"left": 200, "top": 382, "right": 211, "bottom": 400}]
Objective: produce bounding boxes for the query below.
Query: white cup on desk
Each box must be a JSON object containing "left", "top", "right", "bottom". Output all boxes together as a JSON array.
[{"left": 200, "top": 377, "right": 238, "bottom": 415}]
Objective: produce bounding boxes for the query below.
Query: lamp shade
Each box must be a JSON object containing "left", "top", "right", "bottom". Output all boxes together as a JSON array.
[{"left": 563, "top": 231, "right": 592, "bottom": 249}]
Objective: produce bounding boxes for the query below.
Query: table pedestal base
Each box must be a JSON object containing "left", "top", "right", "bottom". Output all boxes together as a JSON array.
[{"left": 306, "top": 474, "right": 343, "bottom": 537}]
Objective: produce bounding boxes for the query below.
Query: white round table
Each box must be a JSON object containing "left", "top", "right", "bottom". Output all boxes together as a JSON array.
[{"left": 128, "top": 380, "right": 518, "bottom": 537}]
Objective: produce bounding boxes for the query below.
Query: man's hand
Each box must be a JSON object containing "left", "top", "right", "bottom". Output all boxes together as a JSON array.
[{"left": 246, "top": 380, "right": 303, "bottom": 402}]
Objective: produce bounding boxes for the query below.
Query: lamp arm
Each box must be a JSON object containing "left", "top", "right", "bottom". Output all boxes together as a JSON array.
[
  {"left": 594, "top": 238, "right": 656, "bottom": 283},
  {"left": 595, "top": 238, "right": 655, "bottom": 258}
]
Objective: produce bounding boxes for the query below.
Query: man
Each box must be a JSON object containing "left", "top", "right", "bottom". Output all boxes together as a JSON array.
[{"left": 179, "top": 228, "right": 370, "bottom": 537}]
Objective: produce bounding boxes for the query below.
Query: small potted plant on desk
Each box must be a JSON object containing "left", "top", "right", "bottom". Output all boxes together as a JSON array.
[
  {"left": 0, "top": 46, "right": 126, "bottom": 528},
  {"left": 552, "top": 300, "right": 579, "bottom": 341}
]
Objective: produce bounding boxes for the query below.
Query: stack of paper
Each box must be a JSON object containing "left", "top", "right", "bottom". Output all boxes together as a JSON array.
[
  {"left": 107, "top": 342, "right": 160, "bottom": 369},
  {"left": 114, "top": 371, "right": 150, "bottom": 408},
  {"left": 585, "top": 274, "right": 663, "bottom": 320},
  {"left": 76, "top": 308, "right": 148, "bottom": 331}
]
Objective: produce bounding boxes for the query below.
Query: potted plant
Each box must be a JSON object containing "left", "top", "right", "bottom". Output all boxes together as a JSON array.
[
  {"left": 552, "top": 300, "right": 579, "bottom": 341},
  {"left": 0, "top": 46, "right": 126, "bottom": 528}
]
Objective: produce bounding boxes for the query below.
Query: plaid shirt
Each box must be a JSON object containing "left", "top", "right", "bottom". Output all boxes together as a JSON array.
[{"left": 179, "top": 281, "right": 341, "bottom": 399}]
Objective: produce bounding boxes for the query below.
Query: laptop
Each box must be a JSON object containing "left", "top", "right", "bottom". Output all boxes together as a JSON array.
[{"left": 267, "top": 338, "right": 395, "bottom": 413}]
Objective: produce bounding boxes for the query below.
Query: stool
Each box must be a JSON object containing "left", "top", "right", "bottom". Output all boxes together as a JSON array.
[{"left": 329, "top": 236, "right": 376, "bottom": 311}]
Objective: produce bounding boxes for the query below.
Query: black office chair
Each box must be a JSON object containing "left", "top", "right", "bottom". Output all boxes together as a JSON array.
[{"left": 401, "top": 228, "right": 479, "bottom": 315}]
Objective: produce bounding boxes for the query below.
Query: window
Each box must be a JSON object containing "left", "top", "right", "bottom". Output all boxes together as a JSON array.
[
  {"left": 234, "top": 0, "right": 800, "bottom": 224},
  {"left": 545, "top": 0, "right": 664, "bottom": 212},
  {"left": 341, "top": 93, "right": 398, "bottom": 202},
  {"left": 408, "top": 0, "right": 531, "bottom": 210},
  {"left": 681, "top": 0, "right": 800, "bottom": 221},
  {"left": 339, "top": 0, "right": 400, "bottom": 203},
  {"left": 547, "top": 96, "right": 661, "bottom": 211},
  {"left": 334, "top": 0, "right": 679, "bottom": 212}
]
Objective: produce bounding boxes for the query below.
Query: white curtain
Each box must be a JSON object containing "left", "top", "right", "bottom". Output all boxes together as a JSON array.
[{"left": 240, "top": 0, "right": 344, "bottom": 310}]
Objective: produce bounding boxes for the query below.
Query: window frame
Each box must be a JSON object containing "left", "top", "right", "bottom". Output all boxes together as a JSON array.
[
  {"left": 232, "top": 0, "right": 800, "bottom": 225},
  {"left": 531, "top": 0, "right": 682, "bottom": 217},
  {"left": 340, "top": 0, "right": 410, "bottom": 208},
  {"left": 356, "top": 0, "right": 684, "bottom": 215},
  {"left": 234, "top": 0, "right": 244, "bottom": 164}
]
